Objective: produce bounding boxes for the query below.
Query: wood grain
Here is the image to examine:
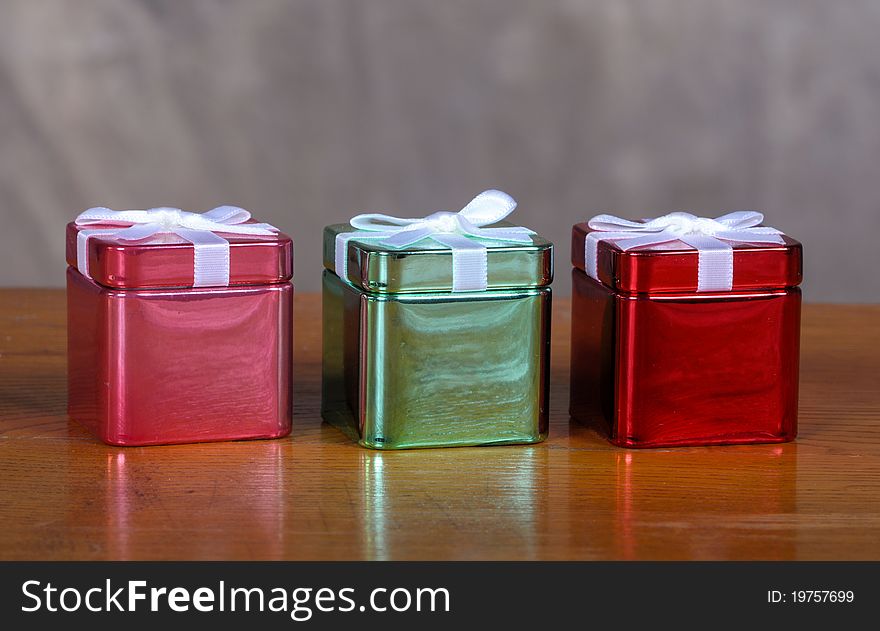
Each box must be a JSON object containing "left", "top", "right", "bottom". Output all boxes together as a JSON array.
[{"left": 1, "top": 289, "right": 878, "bottom": 560}]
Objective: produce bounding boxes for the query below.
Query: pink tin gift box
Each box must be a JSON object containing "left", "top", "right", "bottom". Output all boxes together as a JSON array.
[{"left": 66, "top": 206, "right": 293, "bottom": 446}]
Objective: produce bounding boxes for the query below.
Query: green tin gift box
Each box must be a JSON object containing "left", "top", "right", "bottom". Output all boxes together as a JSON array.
[{"left": 321, "top": 191, "right": 553, "bottom": 449}]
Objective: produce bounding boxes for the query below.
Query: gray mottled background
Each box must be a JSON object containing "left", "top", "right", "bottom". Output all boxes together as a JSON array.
[{"left": 1, "top": 0, "right": 878, "bottom": 300}]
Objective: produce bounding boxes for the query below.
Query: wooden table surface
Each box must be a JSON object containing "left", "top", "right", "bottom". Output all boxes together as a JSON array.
[{"left": 1, "top": 289, "right": 878, "bottom": 560}]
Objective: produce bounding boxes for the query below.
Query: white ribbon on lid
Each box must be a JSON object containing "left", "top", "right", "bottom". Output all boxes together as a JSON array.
[
  {"left": 74, "top": 206, "right": 279, "bottom": 287},
  {"left": 335, "top": 190, "right": 536, "bottom": 292},
  {"left": 584, "top": 211, "right": 786, "bottom": 292}
]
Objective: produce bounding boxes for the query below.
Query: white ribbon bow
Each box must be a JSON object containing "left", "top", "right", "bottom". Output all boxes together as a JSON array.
[
  {"left": 75, "top": 206, "right": 279, "bottom": 287},
  {"left": 335, "top": 190, "right": 535, "bottom": 292},
  {"left": 585, "top": 211, "right": 785, "bottom": 292}
]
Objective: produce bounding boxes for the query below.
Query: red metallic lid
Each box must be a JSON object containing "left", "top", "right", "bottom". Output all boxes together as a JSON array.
[
  {"left": 66, "top": 222, "right": 293, "bottom": 289},
  {"left": 571, "top": 221, "right": 802, "bottom": 294}
]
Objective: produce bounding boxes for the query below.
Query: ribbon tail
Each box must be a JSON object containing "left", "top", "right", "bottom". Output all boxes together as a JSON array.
[
  {"left": 714, "top": 228, "right": 785, "bottom": 244},
  {"left": 430, "top": 233, "right": 488, "bottom": 292},
  {"left": 380, "top": 225, "right": 437, "bottom": 248},
  {"left": 237, "top": 222, "right": 280, "bottom": 234},
  {"left": 611, "top": 232, "right": 680, "bottom": 252},
  {"left": 465, "top": 226, "right": 535, "bottom": 243},
  {"left": 179, "top": 215, "right": 279, "bottom": 236},
  {"left": 204, "top": 222, "right": 279, "bottom": 236},
  {"left": 587, "top": 214, "right": 657, "bottom": 231},
  {"left": 110, "top": 223, "right": 166, "bottom": 242}
]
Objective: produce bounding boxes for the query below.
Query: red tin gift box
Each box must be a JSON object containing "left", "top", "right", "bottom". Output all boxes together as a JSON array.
[
  {"left": 66, "top": 211, "right": 293, "bottom": 446},
  {"left": 570, "top": 216, "right": 802, "bottom": 448}
]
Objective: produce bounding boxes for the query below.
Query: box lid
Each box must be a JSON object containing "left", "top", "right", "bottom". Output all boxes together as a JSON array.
[
  {"left": 323, "top": 221, "right": 553, "bottom": 294},
  {"left": 66, "top": 213, "right": 292, "bottom": 289},
  {"left": 571, "top": 216, "right": 802, "bottom": 294}
]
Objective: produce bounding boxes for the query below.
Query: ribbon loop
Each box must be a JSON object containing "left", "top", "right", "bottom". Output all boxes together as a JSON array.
[
  {"left": 334, "top": 189, "right": 535, "bottom": 292},
  {"left": 584, "top": 211, "right": 785, "bottom": 292},
  {"left": 74, "top": 206, "right": 278, "bottom": 287}
]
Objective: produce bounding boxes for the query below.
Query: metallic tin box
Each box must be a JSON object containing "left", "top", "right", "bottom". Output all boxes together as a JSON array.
[
  {"left": 65, "top": 217, "right": 293, "bottom": 446},
  {"left": 569, "top": 218, "right": 802, "bottom": 448},
  {"left": 321, "top": 223, "right": 553, "bottom": 449}
]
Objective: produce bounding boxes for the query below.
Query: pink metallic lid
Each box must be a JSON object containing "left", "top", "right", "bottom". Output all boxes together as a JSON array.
[{"left": 66, "top": 222, "right": 293, "bottom": 289}]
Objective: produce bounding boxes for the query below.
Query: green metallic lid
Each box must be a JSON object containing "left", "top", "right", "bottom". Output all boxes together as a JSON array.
[{"left": 323, "top": 221, "right": 553, "bottom": 294}]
